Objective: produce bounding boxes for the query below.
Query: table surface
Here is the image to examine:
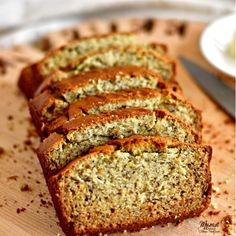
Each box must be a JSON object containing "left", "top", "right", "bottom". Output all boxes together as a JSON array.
[{"left": 0, "top": 18, "right": 235, "bottom": 236}]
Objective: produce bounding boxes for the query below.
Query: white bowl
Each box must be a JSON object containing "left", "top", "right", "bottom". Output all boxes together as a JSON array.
[{"left": 200, "top": 14, "right": 236, "bottom": 78}]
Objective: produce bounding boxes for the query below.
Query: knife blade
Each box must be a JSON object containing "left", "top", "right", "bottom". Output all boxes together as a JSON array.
[{"left": 180, "top": 57, "right": 235, "bottom": 119}]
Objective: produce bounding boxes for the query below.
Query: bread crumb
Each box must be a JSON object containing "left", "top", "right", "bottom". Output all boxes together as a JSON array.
[
  {"left": 40, "top": 199, "right": 47, "bottom": 205},
  {"left": 211, "top": 202, "right": 218, "bottom": 209},
  {"left": 221, "top": 215, "right": 233, "bottom": 236},
  {"left": 208, "top": 210, "right": 221, "bottom": 216},
  {"left": 224, "top": 179, "right": 230, "bottom": 184},
  {"left": 212, "top": 185, "right": 220, "bottom": 193},
  {"left": 0, "top": 146, "right": 5, "bottom": 156},
  {"left": 142, "top": 19, "right": 155, "bottom": 32},
  {"left": 7, "top": 175, "right": 18, "bottom": 181},
  {"left": 20, "top": 184, "right": 32, "bottom": 192},
  {"left": 224, "top": 118, "right": 234, "bottom": 125},
  {"left": 7, "top": 115, "right": 13, "bottom": 120},
  {"left": 110, "top": 22, "right": 117, "bottom": 33},
  {"left": 175, "top": 219, "right": 184, "bottom": 226},
  {"left": 225, "top": 139, "right": 230, "bottom": 144},
  {"left": 16, "top": 208, "right": 26, "bottom": 214},
  {"left": 24, "top": 139, "right": 32, "bottom": 146}
]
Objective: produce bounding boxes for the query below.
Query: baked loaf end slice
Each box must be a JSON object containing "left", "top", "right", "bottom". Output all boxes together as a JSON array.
[
  {"left": 48, "top": 135, "right": 212, "bottom": 236},
  {"left": 46, "top": 45, "right": 175, "bottom": 86},
  {"left": 37, "top": 108, "right": 200, "bottom": 177},
  {"left": 43, "top": 88, "right": 201, "bottom": 137}
]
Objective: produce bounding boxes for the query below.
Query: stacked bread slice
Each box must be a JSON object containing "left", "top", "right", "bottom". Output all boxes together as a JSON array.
[{"left": 18, "top": 32, "right": 211, "bottom": 236}]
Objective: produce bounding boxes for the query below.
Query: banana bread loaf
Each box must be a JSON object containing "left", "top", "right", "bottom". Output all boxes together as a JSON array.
[
  {"left": 48, "top": 135, "right": 212, "bottom": 236},
  {"left": 37, "top": 108, "right": 200, "bottom": 177},
  {"left": 15, "top": 26, "right": 211, "bottom": 236},
  {"left": 32, "top": 88, "right": 201, "bottom": 137}
]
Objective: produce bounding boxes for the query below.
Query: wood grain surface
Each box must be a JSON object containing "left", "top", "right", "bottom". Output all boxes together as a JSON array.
[{"left": 0, "top": 18, "right": 234, "bottom": 236}]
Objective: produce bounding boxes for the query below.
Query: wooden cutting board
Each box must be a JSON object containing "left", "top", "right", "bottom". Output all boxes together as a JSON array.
[{"left": 0, "top": 18, "right": 234, "bottom": 236}]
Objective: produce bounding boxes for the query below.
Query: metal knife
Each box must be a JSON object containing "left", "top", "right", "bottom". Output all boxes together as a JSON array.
[{"left": 180, "top": 57, "right": 235, "bottom": 119}]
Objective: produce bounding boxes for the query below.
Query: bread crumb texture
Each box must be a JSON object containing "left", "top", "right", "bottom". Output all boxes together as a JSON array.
[{"left": 52, "top": 137, "right": 211, "bottom": 235}]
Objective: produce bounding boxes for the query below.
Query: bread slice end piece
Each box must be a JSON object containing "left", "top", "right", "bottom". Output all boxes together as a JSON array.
[{"left": 48, "top": 135, "right": 212, "bottom": 236}]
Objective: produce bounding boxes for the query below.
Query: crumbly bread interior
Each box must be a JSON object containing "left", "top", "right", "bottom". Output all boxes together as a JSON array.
[
  {"left": 41, "top": 110, "right": 198, "bottom": 174},
  {"left": 51, "top": 46, "right": 174, "bottom": 82},
  {"left": 40, "top": 33, "right": 136, "bottom": 77},
  {"left": 50, "top": 137, "right": 211, "bottom": 235}
]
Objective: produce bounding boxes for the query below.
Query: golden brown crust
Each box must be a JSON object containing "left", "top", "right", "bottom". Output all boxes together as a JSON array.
[
  {"left": 48, "top": 135, "right": 212, "bottom": 236},
  {"left": 44, "top": 115, "right": 68, "bottom": 137},
  {"left": 36, "top": 132, "right": 64, "bottom": 177},
  {"left": 37, "top": 132, "right": 64, "bottom": 160},
  {"left": 30, "top": 90, "right": 54, "bottom": 115},
  {"left": 29, "top": 90, "right": 55, "bottom": 137},
  {"left": 17, "top": 64, "right": 42, "bottom": 99},
  {"left": 107, "top": 134, "right": 212, "bottom": 156}
]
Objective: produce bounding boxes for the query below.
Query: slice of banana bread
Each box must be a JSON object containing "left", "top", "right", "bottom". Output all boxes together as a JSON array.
[
  {"left": 18, "top": 33, "right": 166, "bottom": 98},
  {"left": 48, "top": 45, "right": 175, "bottom": 81},
  {"left": 37, "top": 88, "right": 201, "bottom": 137},
  {"left": 37, "top": 108, "right": 200, "bottom": 177},
  {"left": 46, "top": 45, "right": 175, "bottom": 84},
  {"left": 48, "top": 135, "right": 212, "bottom": 236},
  {"left": 35, "top": 65, "right": 178, "bottom": 97}
]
